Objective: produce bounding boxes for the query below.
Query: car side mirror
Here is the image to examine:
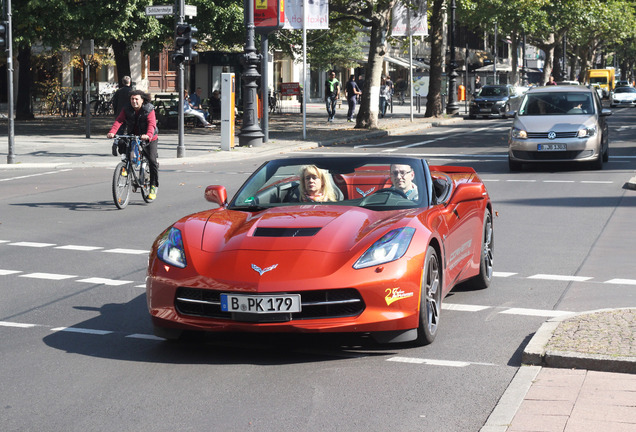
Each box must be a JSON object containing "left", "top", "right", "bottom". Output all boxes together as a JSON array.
[
  {"left": 600, "top": 108, "right": 613, "bottom": 117},
  {"left": 448, "top": 183, "right": 486, "bottom": 206},
  {"left": 205, "top": 185, "right": 228, "bottom": 207},
  {"left": 506, "top": 110, "right": 517, "bottom": 118}
]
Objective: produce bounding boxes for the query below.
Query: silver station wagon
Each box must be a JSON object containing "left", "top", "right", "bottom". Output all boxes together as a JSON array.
[{"left": 508, "top": 86, "right": 612, "bottom": 171}]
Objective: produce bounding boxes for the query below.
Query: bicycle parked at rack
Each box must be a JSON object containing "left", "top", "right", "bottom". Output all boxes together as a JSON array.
[
  {"left": 111, "top": 135, "right": 153, "bottom": 209},
  {"left": 268, "top": 90, "right": 281, "bottom": 114},
  {"left": 92, "top": 92, "right": 114, "bottom": 116}
]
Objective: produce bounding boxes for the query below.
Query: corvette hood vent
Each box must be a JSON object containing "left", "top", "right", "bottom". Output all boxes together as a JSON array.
[{"left": 254, "top": 227, "right": 321, "bottom": 237}]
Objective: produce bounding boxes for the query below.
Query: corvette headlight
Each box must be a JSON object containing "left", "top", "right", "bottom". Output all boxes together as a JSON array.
[
  {"left": 577, "top": 126, "right": 597, "bottom": 138},
  {"left": 353, "top": 227, "right": 415, "bottom": 269},
  {"left": 157, "top": 227, "right": 187, "bottom": 268},
  {"left": 511, "top": 127, "right": 527, "bottom": 139}
]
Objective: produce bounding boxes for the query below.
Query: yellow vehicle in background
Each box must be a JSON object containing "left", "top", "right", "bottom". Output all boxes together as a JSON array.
[{"left": 585, "top": 68, "right": 615, "bottom": 98}]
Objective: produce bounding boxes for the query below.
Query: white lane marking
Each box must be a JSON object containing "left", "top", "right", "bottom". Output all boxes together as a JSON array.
[
  {"left": 0, "top": 240, "right": 10, "bottom": 244},
  {"left": 605, "top": 278, "right": 636, "bottom": 285},
  {"left": 387, "top": 356, "right": 492, "bottom": 368},
  {"left": 499, "top": 308, "right": 575, "bottom": 318},
  {"left": 75, "top": 277, "right": 133, "bottom": 286},
  {"left": 55, "top": 245, "right": 104, "bottom": 251},
  {"left": 51, "top": 327, "right": 112, "bottom": 335},
  {"left": 354, "top": 140, "right": 403, "bottom": 148},
  {"left": 543, "top": 180, "right": 576, "bottom": 183},
  {"left": 102, "top": 248, "right": 148, "bottom": 255},
  {"left": 134, "top": 284, "right": 146, "bottom": 288},
  {"left": 581, "top": 181, "right": 614, "bottom": 184},
  {"left": 506, "top": 179, "right": 537, "bottom": 183},
  {"left": 0, "top": 169, "right": 72, "bottom": 182},
  {"left": 494, "top": 272, "right": 517, "bottom": 278},
  {"left": 443, "top": 303, "right": 490, "bottom": 312},
  {"left": 9, "top": 241, "right": 56, "bottom": 248},
  {"left": 126, "top": 333, "right": 165, "bottom": 341},
  {"left": 528, "top": 274, "right": 592, "bottom": 282},
  {"left": 20, "top": 272, "right": 77, "bottom": 280},
  {"left": 0, "top": 269, "right": 22, "bottom": 275},
  {"left": 0, "top": 321, "right": 37, "bottom": 328}
]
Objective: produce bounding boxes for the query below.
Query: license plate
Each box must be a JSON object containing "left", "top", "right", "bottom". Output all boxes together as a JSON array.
[
  {"left": 480, "top": 108, "right": 492, "bottom": 113},
  {"left": 220, "top": 293, "right": 301, "bottom": 314},
  {"left": 538, "top": 143, "right": 566, "bottom": 151}
]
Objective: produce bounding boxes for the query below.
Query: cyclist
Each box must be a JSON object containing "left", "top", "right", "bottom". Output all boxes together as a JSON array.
[{"left": 107, "top": 90, "right": 159, "bottom": 200}]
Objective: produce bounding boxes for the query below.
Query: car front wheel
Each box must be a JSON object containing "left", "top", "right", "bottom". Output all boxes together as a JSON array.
[{"left": 415, "top": 246, "right": 442, "bottom": 345}]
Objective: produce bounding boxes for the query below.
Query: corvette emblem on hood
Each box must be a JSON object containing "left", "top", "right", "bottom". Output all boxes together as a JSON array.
[{"left": 252, "top": 264, "right": 278, "bottom": 275}]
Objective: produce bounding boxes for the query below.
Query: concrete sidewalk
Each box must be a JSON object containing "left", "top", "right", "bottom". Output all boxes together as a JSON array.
[{"left": 1, "top": 102, "right": 635, "bottom": 432}]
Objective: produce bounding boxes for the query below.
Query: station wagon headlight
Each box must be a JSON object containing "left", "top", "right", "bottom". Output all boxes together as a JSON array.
[
  {"left": 577, "top": 126, "right": 597, "bottom": 138},
  {"left": 511, "top": 128, "right": 527, "bottom": 139},
  {"left": 157, "top": 227, "right": 187, "bottom": 268},
  {"left": 353, "top": 227, "right": 415, "bottom": 269}
]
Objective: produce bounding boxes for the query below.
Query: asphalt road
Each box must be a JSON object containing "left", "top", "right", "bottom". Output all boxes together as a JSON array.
[{"left": 1, "top": 108, "right": 635, "bottom": 432}]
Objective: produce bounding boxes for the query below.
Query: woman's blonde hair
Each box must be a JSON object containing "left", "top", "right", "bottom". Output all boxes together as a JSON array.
[{"left": 298, "top": 165, "right": 337, "bottom": 202}]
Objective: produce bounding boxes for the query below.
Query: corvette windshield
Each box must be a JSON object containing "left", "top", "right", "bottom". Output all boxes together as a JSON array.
[{"left": 230, "top": 157, "right": 428, "bottom": 210}]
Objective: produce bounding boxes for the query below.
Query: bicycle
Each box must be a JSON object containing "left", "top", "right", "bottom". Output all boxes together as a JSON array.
[
  {"left": 269, "top": 90, "right": 281, "bottom": 114},
  {"left": 111, "top": 135, "right": 153, "bottom": 209}
]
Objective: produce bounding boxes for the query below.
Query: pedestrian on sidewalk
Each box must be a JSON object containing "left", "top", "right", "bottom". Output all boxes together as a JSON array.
[
  {"left": 345, "top": 75, "right": 361, "bottom": 122},
  {"left": 379, "top": 77, "right": 391, "bottom": 118},
  {"left": 325, "top": 70, "right": 340, "bottom": 122},
  {"left": 111, "top": 76, "right": 132, "bottom": 135},
  {"left": 107, "top": 90, "right": 160, "bottom": 200},
  {"left": 184, "top": 89, "right": 214, "bottom": 128}
]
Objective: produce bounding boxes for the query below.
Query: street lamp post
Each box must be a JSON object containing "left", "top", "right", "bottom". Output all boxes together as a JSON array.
[
  {"left": 238, "top": 0, "right": 264, "bottom": 147},
  {"left": 446, "top": 0, "right": 459, "bottom": 115}
]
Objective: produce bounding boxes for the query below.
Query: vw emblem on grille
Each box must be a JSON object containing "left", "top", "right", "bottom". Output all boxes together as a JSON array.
[
  {"left": 547, "top": 131, "right": 557, "bottom": 140},
  {"left": 252, "top": 264, "right": 278, "bottom": 275}
]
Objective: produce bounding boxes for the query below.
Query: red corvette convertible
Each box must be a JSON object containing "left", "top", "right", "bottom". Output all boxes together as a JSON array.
[{"left": 146, "top": 156, "right": 494, "bottom": 345}]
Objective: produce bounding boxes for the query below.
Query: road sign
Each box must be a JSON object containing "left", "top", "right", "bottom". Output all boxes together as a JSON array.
[
  {"left": 145, "top": 5, "right": 174, "bottom": 16},
  {"left": 184, "top": 5, "right": 197, "bottom": 17}
]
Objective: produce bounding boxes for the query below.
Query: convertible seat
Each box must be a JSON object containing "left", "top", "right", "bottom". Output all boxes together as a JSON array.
[{"left": 333, "top": 172, "right": 392, "bottom": 199}]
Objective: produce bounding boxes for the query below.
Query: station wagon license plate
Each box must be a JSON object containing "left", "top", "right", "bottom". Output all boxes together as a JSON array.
[
  {"left": 538, "top": 143, "right": 566, "bottom": 151},
  {"left": 221, "top": 293, "right": 301, "bottom": 314}
]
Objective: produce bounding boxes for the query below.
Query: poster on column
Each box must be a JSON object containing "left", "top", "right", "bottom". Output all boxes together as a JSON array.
[
  {"left": 391, "top": 0, "right": 428, "bottom": 36},
  {"left": 283, "top": 0, "right": 329, "bottom": 30}
]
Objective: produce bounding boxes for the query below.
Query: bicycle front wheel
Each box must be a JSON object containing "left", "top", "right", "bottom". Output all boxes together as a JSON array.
[
  {"left": 112, "top": 162, "right": 131, "bottom": 209},
  {"left": 139, "top": 161, "right": 153, "bottom": 203}
]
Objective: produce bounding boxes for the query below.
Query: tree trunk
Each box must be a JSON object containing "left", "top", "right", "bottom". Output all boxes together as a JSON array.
[
  {"left": 425, "top": 0, "right": 444, "bottom": 118},
  {"left": 110, "top": 39, "right": 131, "bottom": 85},
  {"left": 16, "top": 46, "right": 34, "bottom": 120},
  {"left": 510, "top": 32, "right": 519, "bottom": 85},
  {"left": 355, "top": 3, "right": 394, "bottom": 129}
]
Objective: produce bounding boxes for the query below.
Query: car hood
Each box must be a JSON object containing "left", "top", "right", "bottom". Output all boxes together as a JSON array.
[
  {"left": 193, "top": 205, "right": 417, "bottom": 254},
  {"left": 475, "top": 95, "right": 508, "bottom": 102},
  {"left": 514, "top": 114, "right": 596, "bottom": 131}
]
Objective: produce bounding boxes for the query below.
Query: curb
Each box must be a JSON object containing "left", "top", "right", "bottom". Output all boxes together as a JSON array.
[
  {"left": 624, "top": 175, "right": 636, "bottom": 190},
  {"left": 522, "top": 308, "right": 636, "bottom": 373}
]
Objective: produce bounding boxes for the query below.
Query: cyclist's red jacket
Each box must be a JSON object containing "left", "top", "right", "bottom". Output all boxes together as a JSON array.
[{"left": 109, "top": 103, "right": 158, "bottom": 141}]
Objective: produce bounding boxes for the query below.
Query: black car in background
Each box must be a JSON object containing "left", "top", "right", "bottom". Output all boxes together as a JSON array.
[{"left": 469, "top": 84, "right": 521, "bottom": 119}]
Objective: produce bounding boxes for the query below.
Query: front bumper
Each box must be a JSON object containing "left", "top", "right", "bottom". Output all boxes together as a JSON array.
[{"left": 508, "top": 136, "right": 602, "bottom": 163}]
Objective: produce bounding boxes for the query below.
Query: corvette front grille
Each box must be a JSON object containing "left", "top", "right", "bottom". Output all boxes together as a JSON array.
[{"left": 174, "top": 287, "right": 365, "bottom": 321}]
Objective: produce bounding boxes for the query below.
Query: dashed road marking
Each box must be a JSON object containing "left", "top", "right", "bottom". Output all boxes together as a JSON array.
[
  {"left": 0, "top": 321, "right": 37, "bottom": 328},
  {"left": 75, "top": 277, "right": 133, "bottom": 286},
  {"left": 0, "top": 269, "right": 22, "bottom": 275},
  {"left": 51, "top": 327, "right": 113, "bottom": 335},
  {"left": 498, "top": 308, "right": 575, "bottom": 318},
  {"left": 20, "top": 272, "right": 77, "bottom": 280},
  {"left": 442, "top": 303, "right": 490, "bottom": 312},
  {"left": 387, "top": 356, "right": 496, "bottom": 367},
  {"left": 10, "top": 241, "right": 56, "bottom": 248},
  {"left": 605, "top": 278, "right": 636, "bottom": 286},
  {"left": 55, "top": 245, "right": 104, "bottom": 251},
  {"left": 0, "top": 169, "right": 72, "bottom": 182},
  {"left": 528, "top": 274, "right": 592, "bottom": 282},
  {"left": 102, "top": 248, "right": 148, "bottom": 255}
]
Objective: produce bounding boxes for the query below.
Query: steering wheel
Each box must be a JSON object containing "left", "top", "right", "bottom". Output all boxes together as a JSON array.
[{"left": 360, "top": 187, "right": 408, "bottom": 205}]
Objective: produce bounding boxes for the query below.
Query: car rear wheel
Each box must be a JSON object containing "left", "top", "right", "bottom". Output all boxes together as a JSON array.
[
  {"left": 465, "top": 209, "right": 494, "bottom": 290},
  {"left": 415, "top": 246, "right": 441, "bottom": 346}
]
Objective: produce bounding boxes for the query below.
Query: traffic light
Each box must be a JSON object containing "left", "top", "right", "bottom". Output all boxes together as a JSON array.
[
  {"left": 0, "top": 21, "right": 8, "bottom": 51},
  {"left": 174, "top": 23, "right": 198, "bottom": 63}
]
